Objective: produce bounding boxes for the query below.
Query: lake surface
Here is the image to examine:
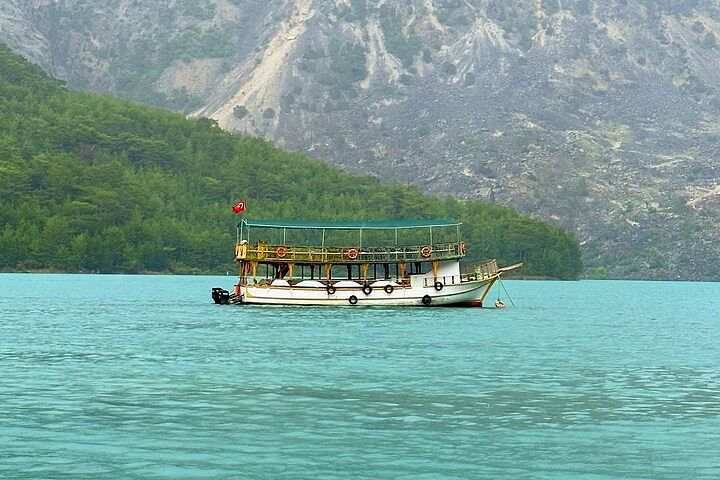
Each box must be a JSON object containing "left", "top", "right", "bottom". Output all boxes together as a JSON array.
[{"left": 1, "top": 274, "right": 718, "bottom": 479}]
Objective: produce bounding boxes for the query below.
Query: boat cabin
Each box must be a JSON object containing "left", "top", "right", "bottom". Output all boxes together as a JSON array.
[{"left": 233, "top": 218, "right": 496, "bottom": 289}]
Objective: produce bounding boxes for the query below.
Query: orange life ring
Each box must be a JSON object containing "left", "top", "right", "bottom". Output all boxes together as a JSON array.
[
  {"left": 420, "top": 246, "right": 433, "bottom": 258},
  {"left": 459, "top": 242, "right": 467, "bottom": 255},
  {"left": 276, "top": 246, "right": 288, "bottom": 258},
  {"left": 346, "top": 248, "right": 359, "bottom": 260}
]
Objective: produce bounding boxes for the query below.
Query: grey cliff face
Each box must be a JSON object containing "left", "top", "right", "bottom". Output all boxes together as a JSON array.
[{"left": 2, "top": 0, "right": 719, "bottom": 279}]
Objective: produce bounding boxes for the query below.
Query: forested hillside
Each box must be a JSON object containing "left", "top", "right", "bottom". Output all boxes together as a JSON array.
[
  {"left": 3, "top": 0, "right": 717, "bottom": 279},
  {"left": 0, "top": 45, "right": 581, "bottom": 278}
]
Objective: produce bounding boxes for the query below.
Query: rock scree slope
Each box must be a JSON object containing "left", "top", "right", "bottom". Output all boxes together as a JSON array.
[{"left": 2, "top": 0, "right": 719, "bottom": 280}]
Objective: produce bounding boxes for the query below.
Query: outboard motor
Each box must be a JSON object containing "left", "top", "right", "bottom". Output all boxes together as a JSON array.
[{"left": 211, "top": 287, "right": 230, "bottom": 304}]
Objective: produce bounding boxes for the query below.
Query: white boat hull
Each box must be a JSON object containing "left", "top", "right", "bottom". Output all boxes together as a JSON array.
[{"left": 239, "top": 277, "right": 497, "bottom": 307}]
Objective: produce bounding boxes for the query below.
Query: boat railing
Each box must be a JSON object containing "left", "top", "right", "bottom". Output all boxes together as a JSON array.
[
  {"left": 236, "top": 242, "right": 465, "bottom": 263},
  {"left": 423, "top": 275, "right": 466, "bottom": 287},
  {"left": 421, "top": 264, "right": 498, "bottom": 288},
  {"left": 460, "top": 260, "right": 499, "bottom": 279}
]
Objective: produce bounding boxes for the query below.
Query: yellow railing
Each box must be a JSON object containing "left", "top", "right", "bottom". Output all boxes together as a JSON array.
[{"left": 235, "top": 242, "right": 465, "bottom": 263}]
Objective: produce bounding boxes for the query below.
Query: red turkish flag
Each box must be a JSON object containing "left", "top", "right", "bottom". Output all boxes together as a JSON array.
[{"left": 232, "top": 200, "right": 246, "bottom": 214}]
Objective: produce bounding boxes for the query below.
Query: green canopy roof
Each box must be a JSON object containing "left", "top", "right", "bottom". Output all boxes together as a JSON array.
[{"left": 239, "top": 218, "right": 461, "bottom": 230}]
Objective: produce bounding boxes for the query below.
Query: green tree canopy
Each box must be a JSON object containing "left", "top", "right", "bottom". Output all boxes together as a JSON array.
[{"left": 0, "top": 44, "right": 582, "bottom": 278}]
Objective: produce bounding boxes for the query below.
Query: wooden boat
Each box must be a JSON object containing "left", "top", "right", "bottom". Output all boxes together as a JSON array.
[{"left": 211, "top": 219, "right": 522, "bottom": 307}]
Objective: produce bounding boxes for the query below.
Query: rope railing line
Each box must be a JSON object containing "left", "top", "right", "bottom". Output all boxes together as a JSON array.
[{"left": 243, "top": 277, "right": 414, "bottom": 287}]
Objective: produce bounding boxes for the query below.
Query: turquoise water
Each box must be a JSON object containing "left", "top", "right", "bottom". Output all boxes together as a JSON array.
[{"left": 1, "top": 274, "right": 718, "bottom": 479}]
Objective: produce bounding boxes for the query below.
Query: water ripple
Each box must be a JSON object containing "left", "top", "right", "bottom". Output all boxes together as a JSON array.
[{"left": 1, "top": 275, "right": 719, "bottom": 479}]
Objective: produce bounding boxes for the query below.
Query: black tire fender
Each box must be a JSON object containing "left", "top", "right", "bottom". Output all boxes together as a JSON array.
[
  {"left": 384, "top": 284, "right": 394, "bottom": 294},
  {"left": 422, "top": 295, "right": 432, "bottom": 306},
  {"left": 349, "top": 295, "right": 358, "bottom": 305},
  {"left": 434, "top": 281, "right": 444, "bottom": 291},
  {"left": 362, "top": 284, "right": 372, "bottom": 295},
  {"left": 327, "top": 285, "right": 336, "bottom": 295}
]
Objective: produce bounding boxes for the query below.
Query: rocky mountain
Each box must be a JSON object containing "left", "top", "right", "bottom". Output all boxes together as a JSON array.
[{"left": 2, "top": 0, "right": 719, "bottom": 280}]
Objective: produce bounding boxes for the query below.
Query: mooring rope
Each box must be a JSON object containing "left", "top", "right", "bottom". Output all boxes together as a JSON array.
[{"left": 498, "top": 278, "right": 516, "bottom": 307}]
